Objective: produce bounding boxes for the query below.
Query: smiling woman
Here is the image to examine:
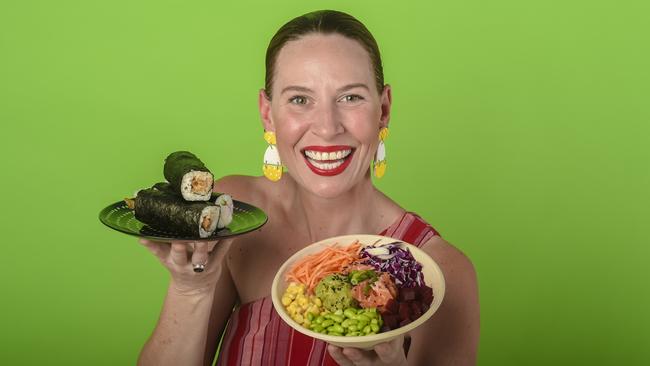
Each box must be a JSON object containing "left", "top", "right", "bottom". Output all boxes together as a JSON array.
[{"left": 136, "top": 10, "right": 479, "bottom": 366}]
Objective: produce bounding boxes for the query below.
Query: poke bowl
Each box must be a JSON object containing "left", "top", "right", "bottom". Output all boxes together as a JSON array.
[{"left": 271, "top": 234, "right": 445, "bottom": 350}]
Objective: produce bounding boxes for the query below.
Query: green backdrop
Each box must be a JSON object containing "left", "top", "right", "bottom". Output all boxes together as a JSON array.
[{"left": 1, "top": 0, "right": 648, "bottom": 365}]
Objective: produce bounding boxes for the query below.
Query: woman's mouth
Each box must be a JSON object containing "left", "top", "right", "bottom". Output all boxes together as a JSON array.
[{"left": 302, "top": 145, "right": 355, "bottom": 176}]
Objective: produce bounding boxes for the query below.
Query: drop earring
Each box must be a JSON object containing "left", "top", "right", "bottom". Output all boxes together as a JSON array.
[
  {"left": 373, "top": 127, "right": 388, "bottom": 178},
  {"left": 262, "top": 131, "right": 282, "bottom": 181}
]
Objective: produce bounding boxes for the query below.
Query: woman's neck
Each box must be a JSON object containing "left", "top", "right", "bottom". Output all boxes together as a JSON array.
[{"left": 285, "top": 175, "right": 384, "bottom": 243}]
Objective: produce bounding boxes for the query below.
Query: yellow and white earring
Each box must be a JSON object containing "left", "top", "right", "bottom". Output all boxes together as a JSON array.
[
  {"left": 373, "top": 127, "right": 389, "bottom": 178},
  {"left": 262, "top": 131, "right": 282, "bottom": 181}
]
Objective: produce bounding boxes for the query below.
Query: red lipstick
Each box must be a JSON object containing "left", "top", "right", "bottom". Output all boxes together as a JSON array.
[{"left": 302, "top": 145, "right": 355, "bottom": 176}]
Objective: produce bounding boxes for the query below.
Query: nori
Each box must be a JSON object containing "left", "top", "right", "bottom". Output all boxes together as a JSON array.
[
  {"left": 163, "top": 151, "right": 212, "bottom": 195},
  {"left": 134, "top": 186, "right": 218, "bottom": 237},
  {"left": 152, "top": 181, "right": 175, "bottom": 194}
]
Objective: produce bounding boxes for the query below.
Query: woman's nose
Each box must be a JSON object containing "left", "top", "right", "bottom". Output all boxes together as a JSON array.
[{"left": 311, "top": 101, "right": 344, "bottom": 139}]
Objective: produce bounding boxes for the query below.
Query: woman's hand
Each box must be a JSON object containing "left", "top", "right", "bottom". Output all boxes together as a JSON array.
[
  {"left": 327, "top": 335, "right": 408, "bottom": 366},
  {"left": 138, "top": 239, "right": 228, "bottom": 295}
]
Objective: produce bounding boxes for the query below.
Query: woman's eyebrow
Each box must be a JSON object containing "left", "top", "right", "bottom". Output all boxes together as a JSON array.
[
  {"left": 280, "top": 85, "right": 313, "bottom": 95},
  {"left": 280, "top": 83, "right": 370, "bottom": 95},
  {"left": 336, "top": 83, "right": 369, "bottom": 93}
]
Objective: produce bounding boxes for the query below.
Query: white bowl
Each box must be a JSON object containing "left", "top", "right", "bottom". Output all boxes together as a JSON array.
[{"left": 271, "top": 234, "right": 445, "bottom": 350}]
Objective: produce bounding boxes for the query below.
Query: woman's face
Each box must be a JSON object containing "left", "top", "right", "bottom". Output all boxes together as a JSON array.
[{"left": 260, "top": 33, "right": 392, "bottom": 198}]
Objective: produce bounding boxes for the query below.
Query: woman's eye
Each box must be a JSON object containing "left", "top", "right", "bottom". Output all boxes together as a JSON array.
[
  {"left": 289, "top": 96, "right": 308, "bottom": 105},
  {"left": 340, "top": 94, "right": 364, "bottom": 103}
]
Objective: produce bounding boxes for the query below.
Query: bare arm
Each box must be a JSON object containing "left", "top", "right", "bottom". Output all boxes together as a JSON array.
[{"left": 137, "top": 240, "right": 238, "bottom": 366}]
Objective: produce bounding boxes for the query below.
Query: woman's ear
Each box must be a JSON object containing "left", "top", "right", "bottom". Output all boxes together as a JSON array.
[
  {"left": 379, "top": 84, "right": 392, "bottom": 129},
  {"left": 258, "top": 88, "right": 274, "bottom": 131}
]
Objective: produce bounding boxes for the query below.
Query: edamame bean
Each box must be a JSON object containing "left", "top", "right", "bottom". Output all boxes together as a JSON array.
[
  {"left": 334, "top": 309, "right": 344, "bottom": 316},
  {"left": 363, "top": 325, "right": 371, "bottom": 334},
  {"left": 355, "top": 314, "right": 371, "bottom": 323},
  {"left": 341, "top": 319, "right": 351, "bottom": 328},
  {"left": 328, "top": 324, "right": 345, "bottom": 333},
  {"left": 315, "top": 316, "right": 324, "bottom": 324},
  {"left": 321, "top": 319, "right": 334, "bottom": 328},
  {"left": 328, "top": 331, "right": 343, "bottom": 336},
  {"left": 330, "top": 314, "right": 344, "bottom": 323},
  {"left": 356, "top": 320, "right": 368, "bottom": 330},
  {"left": 347, "top": 325, "right": 358, "bottom": 332},
  {"left": 344, "top": 308, "right": 357, "bottom": 319},
  {"left": 370, "top": 323, "right": 379, "bottom": 333},
  {"left": 313, "top": 325, "right": 324, "bottom": 333}
]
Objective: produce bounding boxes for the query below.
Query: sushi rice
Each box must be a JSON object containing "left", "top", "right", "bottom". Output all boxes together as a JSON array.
[{"left": 180, "top": 170, "right": 213, "bottom": 201}]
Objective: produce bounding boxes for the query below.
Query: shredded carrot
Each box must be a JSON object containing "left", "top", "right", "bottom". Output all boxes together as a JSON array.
[{"left": 285, "top": 241, "right": 362, "bottom": 294}]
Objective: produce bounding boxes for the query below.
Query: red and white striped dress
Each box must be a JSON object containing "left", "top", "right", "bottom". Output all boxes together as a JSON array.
[{"left": 216, "top": 212, "right": 440, "bottom": 366}]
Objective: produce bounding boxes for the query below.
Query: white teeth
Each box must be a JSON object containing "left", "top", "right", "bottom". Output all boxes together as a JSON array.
[
  {"left": 303, "top": 149, "right": 352, "bottom": 161},
  {"left": 308, "top": 158, "right": 345, "bottom": 170}
]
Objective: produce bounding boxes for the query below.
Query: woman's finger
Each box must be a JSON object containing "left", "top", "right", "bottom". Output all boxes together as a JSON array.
[
  {"left": 169, "top": 242, "right": 189, "bottom": 266},
  {"left": 138, "top": 239, "right": 170, "bottom": 259},
  {"left": 191, "top": 242, "right": 210, "bottom": 270},
  {"left": 341, "top": 347, "right": 373, "bottom": 366},
  {"left": 374, "top": 335, "right": 405, "bottom": 364},
  {"left": 327, "top": 345, "right": 355, "bottom": 366}
]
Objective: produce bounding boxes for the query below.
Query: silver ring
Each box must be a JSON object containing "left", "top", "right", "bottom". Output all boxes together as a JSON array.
[{"left": 193, "top": 263, "right": 206, "bottom": 273}]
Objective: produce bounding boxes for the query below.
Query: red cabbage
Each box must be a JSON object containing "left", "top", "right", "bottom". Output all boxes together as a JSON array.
[{"left": 359, "top": 242, "right": 424, "bottom": 288}]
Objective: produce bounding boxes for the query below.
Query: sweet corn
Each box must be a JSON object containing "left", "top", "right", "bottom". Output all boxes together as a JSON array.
[
  {"left": 294, "top": 314, "right": 304, "bottom": 324},
  {"left": 282, "top": 284, "right": 324, "bottom": 328},
  {"left": 287, "top": 303, "right": 298, "bottom": 313},
  {"left": 297, "top": 296, "right": 308, "bottom": 307},
  {"left": 281, "top": 296, "right": 292, "bottom": 306}
]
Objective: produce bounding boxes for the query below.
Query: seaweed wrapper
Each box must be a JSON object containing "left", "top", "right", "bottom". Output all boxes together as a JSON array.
[
  {"left": 134, "top": 187, "right": 216, "bottom": 237},
  {"left": 163, "top": 151, "right": 212, "bottom": 192}
]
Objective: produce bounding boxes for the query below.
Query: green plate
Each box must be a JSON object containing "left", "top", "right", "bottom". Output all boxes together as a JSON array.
[{"left": 99, "top": 196, "right": 267, "bottom": 242}]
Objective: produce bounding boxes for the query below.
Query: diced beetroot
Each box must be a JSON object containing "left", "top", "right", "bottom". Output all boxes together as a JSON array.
[
  {"left": 383, "top": 314, "right": 399, "bottom": 329},
  {"left": 398, "top": 302, "right": 411, "bottom": 321},
  {"left": 399, "top": 287, "right": 416, "bottom": 302},
  {"left": 421, "top": 302, "right": 430, "bottom": 312},
  {"left": 399, "top": 318, "right": 412, "bottom": 327},
  {"left": 410, "top": 301, "right": 423, "bottom": 319},
  {"left": 419, "top": 286, "right": 434, "bottom": 305},
  {"left": 380, "top": 324, "right": 392, "bottom": 332},
  {"left": 381, "top": 299, "right": 398, "bottom": 315}
]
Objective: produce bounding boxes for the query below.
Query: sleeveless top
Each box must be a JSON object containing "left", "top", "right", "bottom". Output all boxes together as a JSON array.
[{"left": 216, "top": 212, "right": 440, "bottom": 366}]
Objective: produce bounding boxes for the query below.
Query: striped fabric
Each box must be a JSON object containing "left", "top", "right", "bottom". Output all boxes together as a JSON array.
[{"left": 215, "top": 212, "right": 440, "bottom": 366}]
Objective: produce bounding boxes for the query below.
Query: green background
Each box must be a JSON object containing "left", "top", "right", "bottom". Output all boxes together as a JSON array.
[{"left": 1, "top": 0, "right": 648, "bottom": 365}]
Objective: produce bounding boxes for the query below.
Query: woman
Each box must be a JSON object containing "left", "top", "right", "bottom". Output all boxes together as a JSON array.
[{"left": 137, "top": 10, "right": 479, "bottom": 366}]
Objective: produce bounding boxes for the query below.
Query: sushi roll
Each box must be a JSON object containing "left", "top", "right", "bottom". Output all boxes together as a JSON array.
[
  {"left": 214, "top": 194, "right": 234, "bottom": 229},
  {"left": 164, "top": 151, "right": 214, "bottom": 201},
  {"left": 134, "top": 186, "right": 221, "bottom": 238}
]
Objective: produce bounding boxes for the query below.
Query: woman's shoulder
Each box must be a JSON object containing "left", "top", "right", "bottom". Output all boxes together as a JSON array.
[
  {"left": 214, "top": 174, "right": 274, "bottom": 205},
  {"left": 421, "top": 235, "right": 475, "bottom": 280}
]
